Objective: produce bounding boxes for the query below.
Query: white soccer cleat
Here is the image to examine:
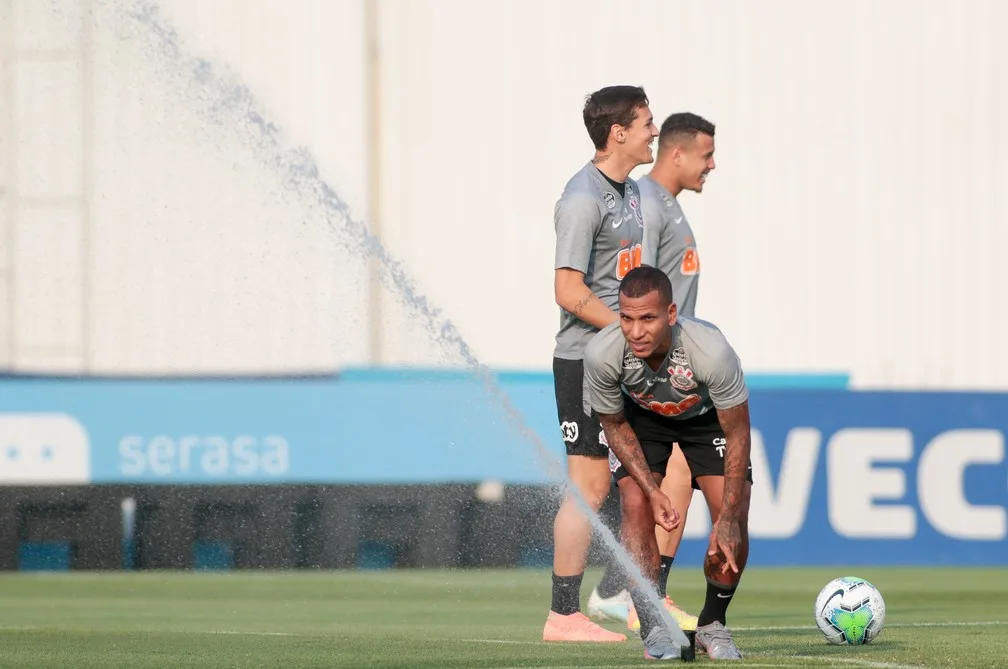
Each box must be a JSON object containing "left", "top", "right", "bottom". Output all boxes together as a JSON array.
[{"left": 587, "top": 586, "right": 633, "bottom": 623}]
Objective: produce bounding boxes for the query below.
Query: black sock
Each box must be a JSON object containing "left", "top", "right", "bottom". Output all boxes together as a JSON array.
[
  {"left": 696, "top": 580, "right": 737, "bottom": 627},
  {"left": 551, "top": 572, "right": 584, "bottom": 615},
  {"left": 657, "top": 555, "right": 675, "bottom": 597},
  {"left": 595, "top": 561, "right": 625, "bottom": 598},
  {"left": 629, "top": 584, "right": 663, "bottom": 640}
]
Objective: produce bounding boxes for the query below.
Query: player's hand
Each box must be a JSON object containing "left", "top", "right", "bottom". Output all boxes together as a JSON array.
[
  {"left": 707, "top": 515, "right": 742, "bottom": 574},
  {"left": 648, "top": 490, "right": 680, "bottom": 532}
]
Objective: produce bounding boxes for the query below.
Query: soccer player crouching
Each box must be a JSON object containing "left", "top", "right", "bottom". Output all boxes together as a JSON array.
[{"left": 583, "top": 266, "right": 752, "bottom": 661}]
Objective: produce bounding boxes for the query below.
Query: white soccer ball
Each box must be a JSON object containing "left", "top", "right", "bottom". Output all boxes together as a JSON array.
[{"left": 814, "top": 576, "right": 886, "bottom": 645}]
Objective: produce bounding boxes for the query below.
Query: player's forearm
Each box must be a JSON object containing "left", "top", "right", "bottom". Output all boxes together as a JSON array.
[
  {"left": 599, "top": 413, "right": 660, "bottom": 498},
  {"left": 555, "top": 275, "right": 617, "bottom": 330},
  {"left": 716, "top": 402, "right": 752, "bottom": 521}
]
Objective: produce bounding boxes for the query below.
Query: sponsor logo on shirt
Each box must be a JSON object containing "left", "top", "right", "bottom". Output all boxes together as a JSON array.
[
  {"left": 670, "top": 347, "right": 689, "bottom": 366},
  {"left": 622, "top": 350, "right": 644, "bottom": 370}
]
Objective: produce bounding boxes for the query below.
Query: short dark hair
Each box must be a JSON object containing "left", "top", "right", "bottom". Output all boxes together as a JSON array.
[
  {"left": 583, "top": 86, "right": 649, "bottom": 150},
  {"left": 619, "top": 266, "right": 674, "bottom": 306},
  {"left": 658, "top": 112, "right": 715, "bottom": 147}
]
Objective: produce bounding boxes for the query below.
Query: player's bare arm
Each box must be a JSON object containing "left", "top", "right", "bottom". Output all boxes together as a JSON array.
[
  {"left": 598, "top": 411, "right": 680, "bottom": 532},
  {"left": 710, "top": 400, "right": 752, "bottom": 573},
  {"left": 554, "top": 269, "right": 618, "bottom": 330}
]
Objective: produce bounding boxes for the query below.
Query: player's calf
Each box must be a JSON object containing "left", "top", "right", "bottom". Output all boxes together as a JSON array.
[
  {"left": 616, "top": 475, "right": 671, "bottom": 642},
  {"left": 695, "top": 477, "right": 751, "bottom": 631}
]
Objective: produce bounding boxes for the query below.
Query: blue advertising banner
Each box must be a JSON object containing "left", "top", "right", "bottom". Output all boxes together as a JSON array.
[{"left": 1, "top": 371, "right": 1005, "bottom": 565}]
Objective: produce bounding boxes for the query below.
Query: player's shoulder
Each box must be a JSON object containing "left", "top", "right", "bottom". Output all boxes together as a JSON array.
[
  {"left": 559, "top": 163, "right": 605, "bottom": 203},
  {"left": 676, "top": 316, "right": 734, "bottom": 354},
  {"left": 637, "top": 175, "right": 676, "bottom": 213},
  {"left": 584, "top": 322, "right": 626, "bottom": 367}
]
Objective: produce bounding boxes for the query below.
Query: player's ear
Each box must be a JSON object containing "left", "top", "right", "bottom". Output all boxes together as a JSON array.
[
  {"left": 667, "top": 302, "right": 677, "bottom": 326},
  {"left": 611, "top": 123, "right": 627, "bottom": 145},
  {"left": 671, "top": 144, "right": 683, "bottom": 165}
]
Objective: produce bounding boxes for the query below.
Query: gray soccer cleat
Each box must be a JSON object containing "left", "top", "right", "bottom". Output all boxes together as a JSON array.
[
  {"left": 642, "top": 626, "right": 690, "bottom": 661},
  {"left": 695, "top": 621, "right": 743, "bottom": 660}
]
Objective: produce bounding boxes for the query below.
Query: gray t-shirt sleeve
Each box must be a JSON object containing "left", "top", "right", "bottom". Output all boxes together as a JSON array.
[
  {"left": 699, "top": 332, "right": 749, "bottom": 409},
  {"left": 554, "top": 193, "right": 602, "bottom": 272},
  {"left": 583, "top": 326, "right": 625, "bottom": 415},
  {"left": 640, "top": 194, "right": 665, "bottom": 267}
]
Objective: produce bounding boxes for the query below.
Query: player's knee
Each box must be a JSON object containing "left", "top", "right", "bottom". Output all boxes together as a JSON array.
[
  {"left": 569, "top": 471, "right": 612, "bottom": 509},
  {"left": 618, "top": 483, "right": 651, "bottom": 527}
]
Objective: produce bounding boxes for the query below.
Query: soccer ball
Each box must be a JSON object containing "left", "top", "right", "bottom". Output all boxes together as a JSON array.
[{"left": 814, "top": 576, "right": 886, "bottom": 645}]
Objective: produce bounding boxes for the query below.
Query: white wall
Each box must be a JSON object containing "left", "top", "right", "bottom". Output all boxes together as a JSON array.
[{"left": 3, "top": 0, "right": 1008, "bottom": 388}]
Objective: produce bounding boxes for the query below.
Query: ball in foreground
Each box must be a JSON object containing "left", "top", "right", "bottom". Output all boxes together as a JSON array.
[{"left": 814, "top": 576, "right": 886, "bottom": 645}]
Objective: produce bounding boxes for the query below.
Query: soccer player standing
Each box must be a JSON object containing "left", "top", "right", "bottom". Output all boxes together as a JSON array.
[{"left": 543, "top": 85, "right": 658, "bottom": 643}]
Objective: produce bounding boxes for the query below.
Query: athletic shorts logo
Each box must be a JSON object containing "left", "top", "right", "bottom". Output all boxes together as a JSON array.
[
  {"left": 668, "top": 364, "right": 697, "bottom": 391},
  {"left": 603, "top": 192, "right": 616, "bottom": 209},
  {"left": 670, "top": 347, "right": 689, "bottom": 366},
  {"left": 622, "top": 350, "right": 644, "bottom": 370},
  {"left": 608, "top": 449, "right": 622, "bottom": 474},
  {"left": 560, "top": 421, "right": 579, "bottom": 444},
  {"left": 598, "top": 429, "right": 608, "bottom": 447},
  {"left": 713, "top": 437, "right": 727, "bottom": 457}
]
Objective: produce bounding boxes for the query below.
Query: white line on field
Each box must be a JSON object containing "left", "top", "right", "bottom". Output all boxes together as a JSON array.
[
  {"left": 460, "top": 619, "right": 1007, "bottom": 646},
  {"left": 734, "top": 620, "right": 1007, "bottom": 632},
  {"left": 0, "top": 626, "right": 301, "bottom": 636},
  {"left": 785, "top": 657, "right": 928, "bottom": 669},
  {"left": 205, "top": 630, "right": 299, "bottom": 636},
  {"left": 490, "top": 665, "right": 809, "bottom": 669}
]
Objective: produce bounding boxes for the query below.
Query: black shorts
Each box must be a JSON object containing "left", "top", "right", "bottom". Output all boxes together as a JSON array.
[
  {"left": 612, "top": 398, "right": 754, "bottom": 490},
  {"left": 553, "top": 357, "right": 608, "bottom": 458}
]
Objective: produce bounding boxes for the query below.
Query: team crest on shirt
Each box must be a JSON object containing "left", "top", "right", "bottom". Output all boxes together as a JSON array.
[
  {"left": 670, "top": 347, "right": 689, "bottom": 366},
  {"left": 661, "top": 193, "right": 675, "bottom": 208},
  {"left": 628, "top": 195, "right": 644, "bottom": 227},
  {"left": 622, "top": 350, "right": 644, "bottom": 370},
  {"left": 603, "top": 192, "right": 616, "bottom": 209},
  {"left": 668, "top": 364, "right": 697, "bottom": 391}
]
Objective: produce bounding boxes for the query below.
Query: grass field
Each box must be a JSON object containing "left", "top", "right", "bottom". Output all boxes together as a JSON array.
[{"left": 1, "top": 567, "right": 1006, "bottom": 668}]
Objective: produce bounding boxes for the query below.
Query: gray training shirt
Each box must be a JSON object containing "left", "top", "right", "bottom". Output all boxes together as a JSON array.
[
  {"left": 583, "top": 317, "right": 748, "bottom": 420},
  {"left": 638, "top": 175, "right": 700, "bottom": 318},
  {"left": 554, "top": 162, "right": 645, "bottom": 359}
]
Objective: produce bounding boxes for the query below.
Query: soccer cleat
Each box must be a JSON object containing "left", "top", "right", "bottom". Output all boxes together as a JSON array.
[
  {"left": 641, "top": 625, "right": 687, "bottom": 661},
  {"left": 586, "top": 586, "right": 633, "bottom": 623},
  {"left": 628, "top": 596, "right": 699, "bottom": 633},
  {"left": 542, "top": 611, "right": 627, "bottom": 642},
  {"left": 695, "top": 621, "right": 743, "bottom": 660}
]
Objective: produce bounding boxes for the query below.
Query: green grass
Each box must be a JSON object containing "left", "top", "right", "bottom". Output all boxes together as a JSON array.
[{"left": 0, "top": 568, "right": 1005, "bottom": 668}]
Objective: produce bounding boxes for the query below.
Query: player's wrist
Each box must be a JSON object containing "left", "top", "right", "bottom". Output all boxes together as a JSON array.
[{"left": 718, "top": 508, "right": 740, "bottom": 526}]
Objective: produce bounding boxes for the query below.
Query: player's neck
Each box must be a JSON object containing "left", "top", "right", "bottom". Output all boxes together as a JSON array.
[
  {"left": 648, "top": 162, "right": 685, "bottom": 197},
  {"left": 644, "top": 343, "right": 672, "bottom": 371},
  {"left": 591, "top": 151, "right": 636, "bottom": 184}
]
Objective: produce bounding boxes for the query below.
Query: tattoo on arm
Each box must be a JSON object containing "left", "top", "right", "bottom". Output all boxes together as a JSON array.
[
  {"left": 715, "top": 401, "right": 752, "bottom": 520},
  {"left": 571, "top": 293, "right": 595, "bottom": 318},
  {"left": 599, "top": 412, "right": 659, "bottom": 497}
]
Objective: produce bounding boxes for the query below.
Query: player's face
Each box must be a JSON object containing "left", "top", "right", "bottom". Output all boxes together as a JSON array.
[
  {"left": 677, "top": 132, "right": 716, "bottom": 192},
  {"left": 616, "top": 105, "right": 659, "bottom": 166},
  {"left": 619, "top": 290, "right": 678, "bottom": 361}
]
